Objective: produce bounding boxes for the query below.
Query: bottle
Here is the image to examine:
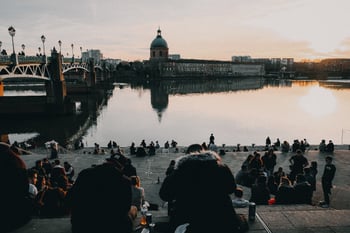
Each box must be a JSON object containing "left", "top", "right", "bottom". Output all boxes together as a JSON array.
[
  {"left": 248, "top": 202, "right": 256, "bottom": 221},
  {"left": 140, "top": 204, "right": 148, "bottom": 226}
]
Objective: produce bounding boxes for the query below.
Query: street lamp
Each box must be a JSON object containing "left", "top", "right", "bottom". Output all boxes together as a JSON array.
[
  {"left": 80, "top": 46, "right": 82, "bottom": 63},
  {"left": 0, "top": 41, "right": 2, "bottom": 54},
  {"left": 21, "top": 44, "right": 25, "bottom": 55},
  {"left": 8, "top": 26, "right": 16, "bottom": 55},
  {"left": 58, "top": 40, "right": 62, "bottom": 54},
  {"left": 41, "top": 35, "right": 46, "bottom": 55},
  {"left": 71, "top": 43, "right": 74, "bottom": 63},
  {"left": 8, "top": 26, "right": 18, "bottom": 65}
]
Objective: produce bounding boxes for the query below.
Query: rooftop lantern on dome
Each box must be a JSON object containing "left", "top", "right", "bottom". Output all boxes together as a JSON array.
[{"left": 157, "top": 28, "right": 162, "bottom": 37}]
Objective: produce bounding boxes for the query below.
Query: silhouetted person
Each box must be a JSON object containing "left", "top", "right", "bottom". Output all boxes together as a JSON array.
[
  {"left": 320, "top": 156, "right": 336, "bottom": 208},
  {"left": 130, "top": 142, "right": 136, "bottom": 155},
  {"left": 159, "top": 150, "right": 239, "bottom": 233},
  {"left": 136, "top": 147, "right": 147, "bottom": 157},
  {"left": 293, "top": 174, "right": 313, "bottom": 204},
  {"left": 0, "top": 142, "right": 32, "bottom": 232},
  {"left": 66, "top": 162, "right": 133, "bottom": 233},
  {"left": 275, "top": 176, "right": 294, "bottom": 204},
  {"left": 326, "top": 140, "right": 334, "bottom": 153},
  {"left": 289, "top": 149, "right": 308, "bottom": 182},
  {"left": 319, "top": 139, "right": 326, "bottom": 152},
  {"left": 250, "top": 175, "right": 270, "bottom": 205},
  {"left": 209, "top": 133, "right": 215, "bottom": 145},
  {"left": 265, "top": 136, "right": 271, "bottom": 147}
]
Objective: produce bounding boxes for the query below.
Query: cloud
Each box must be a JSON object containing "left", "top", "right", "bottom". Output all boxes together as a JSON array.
[{"left": 1, "top": 0, "right": 350, "bottom": 61}]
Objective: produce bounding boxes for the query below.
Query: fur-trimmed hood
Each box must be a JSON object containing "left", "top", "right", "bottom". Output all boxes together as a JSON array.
[{"left": 174, "top": 150, "right": 221, "bottom": 170}]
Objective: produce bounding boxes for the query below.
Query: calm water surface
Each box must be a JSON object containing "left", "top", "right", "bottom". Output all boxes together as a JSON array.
[{"left": 4, "top": 78, "right": 350, "bottom": 147}]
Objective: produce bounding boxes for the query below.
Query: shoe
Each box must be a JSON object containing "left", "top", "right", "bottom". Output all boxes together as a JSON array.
[
  {"left": 319, "top": 201, "right": 326, "bottom": 206},
  {"left": 321, "top": 204, "right": 329, "bottom": 208}
]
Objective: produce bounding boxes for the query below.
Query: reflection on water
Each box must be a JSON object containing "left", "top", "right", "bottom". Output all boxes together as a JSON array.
[
  {"left": 299, "top": 86, "right": 337, "bottom": 117},
  {"left": 147, "top": 77, "right": 264, "bottom": 121},
  {"left": 1, "top": 84, "right": 114, "bottom": 146},
  {"left": 2, "top": 78, "right": 350, "bottom": 147}
]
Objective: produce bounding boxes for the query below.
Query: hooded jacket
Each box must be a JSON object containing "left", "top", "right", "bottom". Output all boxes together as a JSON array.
[{"left": 159, "top": 151, "right": 238, "bottom": 233}]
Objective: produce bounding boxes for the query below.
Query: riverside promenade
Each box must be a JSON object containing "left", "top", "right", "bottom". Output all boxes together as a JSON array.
[{"left": 12, "top": 145, "right": 350, "bottom": 233}]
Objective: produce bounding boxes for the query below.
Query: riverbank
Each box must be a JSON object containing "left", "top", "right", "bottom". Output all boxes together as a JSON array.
[
  {"left": 12, "top": 145, "right": 350, "bottom": 233},
  {"left": 20, "top": 144, "right": 350, "bottom": 209}
]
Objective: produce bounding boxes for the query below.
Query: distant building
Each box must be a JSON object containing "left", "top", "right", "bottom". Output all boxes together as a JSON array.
[
  {"left": 159, "top": 59, "right": 264, "bottom": 77},
  {"left": 148, "top": 29, "right": 265, "bottom": 78},
  {"left": 293, "top": 58, "right": 350, "bottom": 78},
  {"left": 169, "top": 54, "right": 181, "bottom": 60},
  {"left": 150, "top": 28, "right": 169, "bottom": 61},
  {"left": 81, "top": 49, "right": 103, "bottom": 63},
  {"left": 103, "top": 58, "right": 121, "bottom": 66},
  {"left": 232, "top": 56, "right": 252, "bottom": 63}
]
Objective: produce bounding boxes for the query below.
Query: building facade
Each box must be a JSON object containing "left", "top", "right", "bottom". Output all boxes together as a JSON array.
[
  {"left": 159, "top": 59, "right": 264, "bottom": 77},
  {"left": 148, "top": 29, "right": 265, "bottom": 78},
  {"left": 81, "top": 49, "right": 103, "bottom": 63}
]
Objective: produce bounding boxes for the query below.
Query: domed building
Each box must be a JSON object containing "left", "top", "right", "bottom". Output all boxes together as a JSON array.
[
  {"left": 147, "top": 27, "right": 265, "bottom": 79},
  {"left": 150, "top": 28, "right": 169, "bottom": 61}
]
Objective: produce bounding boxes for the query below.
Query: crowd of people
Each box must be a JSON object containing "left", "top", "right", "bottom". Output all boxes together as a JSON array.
[
  {"left": 235, "top": 146, "right": 336, "bottom": 207},
  {"left": 234, "top": 146, "right": 335, "bottom": 208},
  {"left": 0, "top": 134, "right": 338, "bottom": 233}
]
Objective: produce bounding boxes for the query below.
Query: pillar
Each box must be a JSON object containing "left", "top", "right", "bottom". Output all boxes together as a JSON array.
[
  {"left": 46, "top": 48, "right": 67, "bottom": 104},
  {"left": 87, "top": 58, "right": 96, "bottom": 88}
]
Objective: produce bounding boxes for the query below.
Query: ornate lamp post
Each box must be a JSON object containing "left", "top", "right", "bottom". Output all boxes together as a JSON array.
[
  {"left": 0, "top": 41, "right": 2, "bottom": 54},
  {"left": 8, "top": 26, "right": 18, "bottom": 65},
  {"left": 21, "top": 44, "right": 25, "bottom": 55},
  {"left": 80, "top": 46, "right": 82, "bottom": 63},
  {"left": 58, "top": 40, "right": 63, "bottom": 63},
  {"left": 58, "top": 40, "right": 62, "bottom": 54},
  {"left": 41, "top": 35, "right": 47, "bottom": 64},
  {"left": 71, "top": 43, "right": 74, "bottom": 63},
  {"left": 41, "top": 35, "right": 46, "bottom": 55},
  {"left": 8, "top": 26, "right": 16, "bottom": 54}
]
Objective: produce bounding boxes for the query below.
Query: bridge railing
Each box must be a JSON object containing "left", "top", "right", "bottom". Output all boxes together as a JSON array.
[
  {"left": 0, "top": 55, "right": 11, "bottom": 64},
  {"left": 0, "top": 55, "right": 116, "bottom": 71},
  {"left": 0, "top": 56, "right": 85, "bottom": 65},
  {"left": 0, "top": 55, "right": 47, "bottom": 64}
]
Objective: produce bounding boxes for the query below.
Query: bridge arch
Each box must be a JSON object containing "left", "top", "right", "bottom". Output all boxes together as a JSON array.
[
  {"left": 63, "top": 66, "right": 89, "bottom": 74},
  {"left": 62, "top": 63, "right": 90, "bottom": 74},
  {"left": 0, "top": 64, "right": 51, "bottom": 81}
]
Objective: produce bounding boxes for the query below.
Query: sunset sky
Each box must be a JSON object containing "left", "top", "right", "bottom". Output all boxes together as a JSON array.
[{"left": 1, "top": 0, "right": 350, "bottom": 62}]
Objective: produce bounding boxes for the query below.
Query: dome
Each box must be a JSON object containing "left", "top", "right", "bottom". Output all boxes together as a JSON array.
[{"left": 150, "top": 29, "right": 168, "bottom": 49}]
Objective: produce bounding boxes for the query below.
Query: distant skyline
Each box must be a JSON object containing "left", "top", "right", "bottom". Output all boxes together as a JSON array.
[{"left": 1, "top": 0, "right": 350, "bottom": 62}]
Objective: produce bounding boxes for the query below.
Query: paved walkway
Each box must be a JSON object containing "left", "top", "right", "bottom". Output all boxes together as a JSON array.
[
  {"left": 11, "top": 205, "right": 350, "bottom": 233},
  {"left": 11, "top": 145, "right": 350, "bottom": 233}
]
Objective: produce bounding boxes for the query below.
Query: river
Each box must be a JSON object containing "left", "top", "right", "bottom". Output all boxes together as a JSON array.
[{"left": 2, "top": 78, "right": 350, "bottom": 148}]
